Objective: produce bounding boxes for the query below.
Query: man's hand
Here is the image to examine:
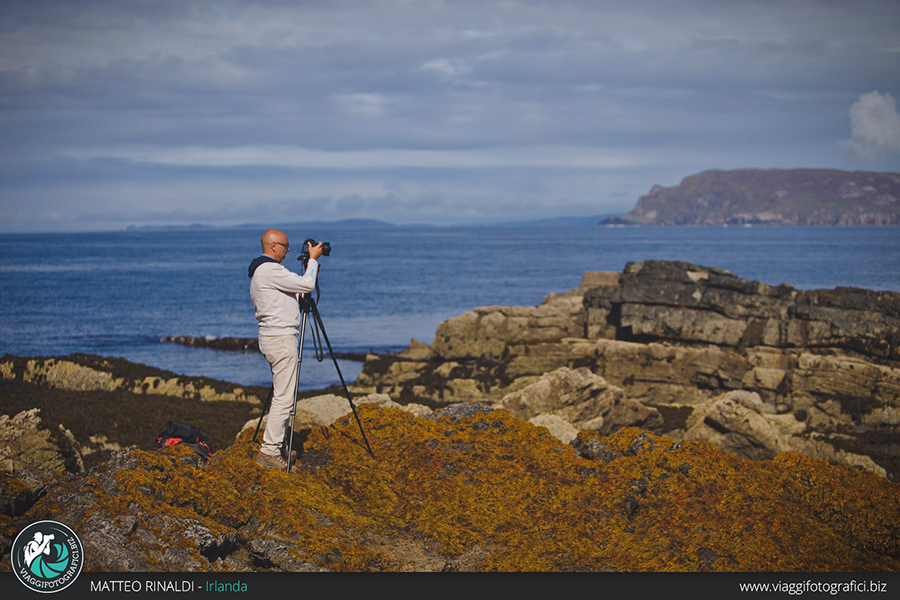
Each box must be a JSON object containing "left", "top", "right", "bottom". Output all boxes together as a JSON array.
[{"left": 308, "top": 241, "right": 324, "bottom": 261}]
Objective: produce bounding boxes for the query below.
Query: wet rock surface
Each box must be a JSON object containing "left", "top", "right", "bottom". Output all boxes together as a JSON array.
[{"left": 160, "top": 336, "right": 368, "bottom": 361}]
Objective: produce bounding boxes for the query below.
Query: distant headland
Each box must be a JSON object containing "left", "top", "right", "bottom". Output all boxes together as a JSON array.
[
  {"left": 121, "top": 216, "right": 619, "bottom": 232},
  {"left": 601, "top": 168, "right": 900, "bottom": 226}
]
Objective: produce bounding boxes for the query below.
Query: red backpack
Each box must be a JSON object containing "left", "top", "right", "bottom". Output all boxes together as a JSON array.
[{"left": 153, "top": 421, "right": 213, "bottom": 460}]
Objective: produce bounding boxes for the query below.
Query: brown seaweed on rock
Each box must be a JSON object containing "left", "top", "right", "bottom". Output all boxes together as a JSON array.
[{"left": 2, "top": 404, "right": 898, "bottom": 572}]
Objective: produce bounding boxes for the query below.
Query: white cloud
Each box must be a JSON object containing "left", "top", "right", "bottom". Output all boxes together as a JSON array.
[
  {"left": 418, "top": 58, "right": 472, "bottom": 80},
  {"left": 334, "top": 93, "right": 389, "bottom": 118},
  {"left": 843, "top": 91, "right": 900, "bottom": 159}
]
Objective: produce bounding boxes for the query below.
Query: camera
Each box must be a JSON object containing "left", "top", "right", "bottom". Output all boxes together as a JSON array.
[{"left": 298, "top": 238, "right": 331, "bottom": 262}]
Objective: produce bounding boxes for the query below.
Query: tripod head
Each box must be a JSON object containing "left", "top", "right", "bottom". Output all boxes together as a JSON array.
[{"left": 298, "top": 291, "right": 318, "bottom": 313}]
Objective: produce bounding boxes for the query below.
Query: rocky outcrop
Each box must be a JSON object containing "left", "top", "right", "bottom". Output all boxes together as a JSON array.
[
  {"left": 284, "top": 367, "right": 663, "bottom": 447},
  {"left": 160, "top": 336, "right": 368, "bottom": 361},
  {"left": 494, "top": 367, "right": 663, "bottom": 437},
  {"left": 0, "top": 355, "right": 264, "bottom": 470},
  {"left": 601, "top": 168, "right": 900, "bottom": 226},
  {"left": 351, "top": 261, "right": 900, "bottom": 479},
  {"left": 240, "top": 393, "right": 433, "bottom": 434},
  {"left": 161, "top": 336, "right": 259, "bottom": 351},
  {"left": 2, "top": 407, "right": 899, "bottom": 573},
  {"left": 0, "top": 353, "right": 266, "bottom": 404},
  {"left": 682, "top": 390, "right": 791, "bottom": 461},
  {"left": 351, "top": 272, "right": 613, "bottom": 404},
  {"left": 678, "top": 389, "right": 888, "bottom": 476},
  {"left": 0, "top": 409, "right": 84, "bottom": 474}
]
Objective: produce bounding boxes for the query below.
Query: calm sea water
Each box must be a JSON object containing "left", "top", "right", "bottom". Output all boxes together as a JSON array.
[{"left": 1, "top": 226, "right": 898, "bottom": 390}]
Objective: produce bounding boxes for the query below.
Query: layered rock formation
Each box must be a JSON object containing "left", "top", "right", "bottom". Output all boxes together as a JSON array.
[
  {"left": 601, "top": 168, "right": 900, "bottom": 226},
  {"left": 0, "top": 353, "right": 266, "bottom": 404},
  {"left": 350, "top": 261, "right": 900, "bottom": 479}
]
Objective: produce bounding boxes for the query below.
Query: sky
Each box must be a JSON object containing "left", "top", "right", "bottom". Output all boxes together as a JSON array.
[{"left": 1, "top": 0, "right": 899, "bottom": 232}]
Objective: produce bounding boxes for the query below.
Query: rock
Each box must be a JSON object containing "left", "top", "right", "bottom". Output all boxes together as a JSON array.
[
  {"left": 496, "top": 367, "right": 663, "bottom": 435},
  {"left": 588, "top": 260, "right": 900, "bottom": 362},
  {"left": 528, "top": 414, "right": 578, "bottom": 444},
  {"left": 442, "top": 545, "right": 494, "bottom": 572},
  {"left": 681, "top": 390, "right": 886, "bottom": 475},
  {"left": 429, "top": 402, "right": 494, "bottom": 422},
  {"left": 161, "top": 336, "right": 258, "bottom": 351},
  {"left": 0, "top": 353, "right": 266, "bottom": 404},
  {"left": 248, "top": 538, "right": 328, "bottom": 572},
  {"left": 432, "top": 292, "right": 585, "bottom": 361},
  {"left": 683, "top": 391, "right": 790, "bottom": 461},
  {"left": 397, "top": 338, "right": 435, "bottom": 361},
  {"left": 79, "top": 513, "right": 151, "bottom": 571},
  {"left": 788, "top": 435, "right": 887, "bottom": 478},
  {"left": 571, "top": 436, "right": 624, "bottom": 463},
  {"left": 0, "top": 470, "right": 56, "bottom": 517},
  {"left": 239, "top": 393, "right": 433, "bottom": 438},
  {"left": 160, "top": 336, "right": 369, "bottom": 361},
  {"left": 293, "top": 394, "right": 362, "bottom": 429},
  {"left": 0, "top": 409, "right": 84, "bottom": 473},
  {"left": 354, "top": 260, "right": 900, "bottom": 479}
]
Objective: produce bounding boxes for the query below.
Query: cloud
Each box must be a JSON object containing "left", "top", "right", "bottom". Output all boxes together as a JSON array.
[
  {"left": 843, "top": 91, "right": 900, "bottom": 159},
  {"left": 1, "top": 1, "right": 899, "bottom": 232},
  {"left": 59, "top": 144, "right": 646, "bottom": 170}
]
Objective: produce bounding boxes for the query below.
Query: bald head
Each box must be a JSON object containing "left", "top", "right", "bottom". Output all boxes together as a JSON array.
[{"left": 261, "top": 229, "right": 290, "bottom": 262}]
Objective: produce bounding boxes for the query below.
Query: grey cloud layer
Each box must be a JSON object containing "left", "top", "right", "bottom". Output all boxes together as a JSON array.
[{"left": 1, "top": 0, "right": 899, "bottom": 230}]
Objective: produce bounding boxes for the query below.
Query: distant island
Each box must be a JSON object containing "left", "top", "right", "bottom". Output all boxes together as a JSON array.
[
  {"left": 124, "top": 223, "right": 215, "bottom": 231},
  {"left": 601, "top": 168, "right": 900, "bottom": 226},
  {"left": 235, "top": 218, "right": 396, "bottom": 229},
  {"left": 122, "top": 216, "right": 621, "bottom": 232}
]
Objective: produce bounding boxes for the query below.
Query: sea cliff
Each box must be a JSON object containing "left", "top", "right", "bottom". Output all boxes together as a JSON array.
[{"left": 601, "top": 169, "right": 900, "bottom": 226}]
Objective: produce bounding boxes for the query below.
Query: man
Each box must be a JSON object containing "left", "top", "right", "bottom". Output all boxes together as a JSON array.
[
  {"left": 248, "top": 229, "right": 324, "bottom": 470},
  {"left": 23, "top": 532, "right": 54, "bottom": 568}
]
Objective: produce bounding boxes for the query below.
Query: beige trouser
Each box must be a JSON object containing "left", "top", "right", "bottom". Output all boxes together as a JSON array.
[{"left": 258, "top": 334, "right": 299, "bottom": 457}]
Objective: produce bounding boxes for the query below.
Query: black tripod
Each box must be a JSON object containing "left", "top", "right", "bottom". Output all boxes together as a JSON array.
[{"left": 252, "top": 284, "right": 375, "bottom": 471}]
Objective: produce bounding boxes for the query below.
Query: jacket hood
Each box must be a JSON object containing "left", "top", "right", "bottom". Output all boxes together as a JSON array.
[{"left": 248, "top": 255, "right": 279, "bottom": 278}]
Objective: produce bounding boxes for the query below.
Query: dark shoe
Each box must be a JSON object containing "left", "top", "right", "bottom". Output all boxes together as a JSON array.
[{"left": 256, "top": 451, "right": 288, "bottom": 471}]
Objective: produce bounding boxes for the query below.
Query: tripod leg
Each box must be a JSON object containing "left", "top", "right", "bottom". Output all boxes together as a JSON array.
[
  {"left": 309, "top": 303, "right": 376, "bottom": 459},
  {"left": 285, "top": 309, "right": 309, "bottom": 473},
  {"left": 251, "top": 385, "right": 274, "bottom": 443}
]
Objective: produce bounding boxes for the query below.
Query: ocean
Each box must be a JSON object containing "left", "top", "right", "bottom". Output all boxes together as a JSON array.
[{"left": 1, "top": 225, "right": 898, "bottom": 391}]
